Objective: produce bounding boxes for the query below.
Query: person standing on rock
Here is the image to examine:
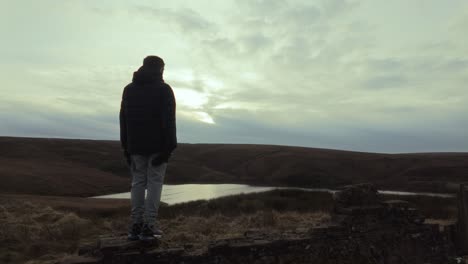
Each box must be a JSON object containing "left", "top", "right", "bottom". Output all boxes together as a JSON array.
[{"left": 120, "top": 55, "right": 177, "bottom": 241}]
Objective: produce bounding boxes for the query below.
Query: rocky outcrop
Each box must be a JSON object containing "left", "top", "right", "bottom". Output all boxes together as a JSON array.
[
  {"left": 64, "top": 184, "right": 458, "bottom": 264},
  {"left": 457, "top": 183, "right": 468, "bottom": 255}
]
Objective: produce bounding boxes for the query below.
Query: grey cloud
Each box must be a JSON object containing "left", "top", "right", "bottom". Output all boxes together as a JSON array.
[
  {"left": 321, "top": 0, "right": 359, "bottom": 16},
  {"left": 200, "top": 33, "right": 271, "bottom": 65},
  {"left": 438, "top": 58, "right": 468, "bottom": 72},
  {"left": 283, "top": 5, "right": 322, "bottom": 27},
  {"left": 201, "top": 38, "right": 240, "bottom": 59},
  {"left": 173, "top": 0, "right": 368, "bottom": 91},
  {"left": 3, "top": 1, "right": 468, "bottom": 153},
  {"left": 363, "top": 75, "right": 408, "bottom": 90},
  {"left": 240, "top": 33, "right": 271, "bottom": 53},
  {"left": 181, "top": 107, "right": 468, "bottom": 153},
  {"left": 236, "top": 0, "right": 286, "bottom": 17},
  {"left": 134, "top": 6, "right": 215, "bottom": 34},
  {"left": 0, "top": 103, "right": 118, "bottom": 140},
  {"left": 367, "top": 59, "right": 403, "bottom": 72},
  {"left": 162, "top": 0, "right": 467, "bottom": 148},
  {"left": 90, "top": 6, "right": 116, "bottom": 15},
  {"left": 270, "top": 35, "right": 318, "bottom": 71}
]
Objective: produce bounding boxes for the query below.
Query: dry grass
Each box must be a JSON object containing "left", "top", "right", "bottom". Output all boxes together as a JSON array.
[
  {"left": 0, "top": 191, "right": 330, "bottom": 264},
  {"left": 0, "top": 201, "right": 94, "bottom": 263},
  {"left": 166, "top": 210, "right": 329, "bottom": 249},
  {"left": 381, "top": 194, "right": 457, "bottom": 219},
  {"left": 100, "top": 210, "right": 329, "bottom": 254},
  {"left": 0, "top": 189, "right": 457, "bottom": 263}
]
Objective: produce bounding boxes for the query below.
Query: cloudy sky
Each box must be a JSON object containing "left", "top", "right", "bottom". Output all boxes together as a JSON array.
[{"left": 1, "top": 0, "right": 467, "bottom": 153}]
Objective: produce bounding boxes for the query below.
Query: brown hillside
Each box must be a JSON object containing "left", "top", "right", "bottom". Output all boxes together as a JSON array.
[{"left": 0, "top": 136, "right": 467, "bottom": 197}]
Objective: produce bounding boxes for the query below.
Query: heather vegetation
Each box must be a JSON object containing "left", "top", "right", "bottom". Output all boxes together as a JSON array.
[
  {"left": 0, "top": 189, "right": 457, "bottom": 264},
  {"left": 1, "top": 190, "right": 331, "bottom": 264},
  {"left": 2, "top": 137, "right": 468, "bottom": 196}
]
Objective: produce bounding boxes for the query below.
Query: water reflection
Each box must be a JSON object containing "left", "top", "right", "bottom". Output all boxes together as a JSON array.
[
  {"left": 93, "top": 184, "right": 277, "bottom": 205},
  {"left": 91, "top": 184, "right": 455, "bottom": 205}
]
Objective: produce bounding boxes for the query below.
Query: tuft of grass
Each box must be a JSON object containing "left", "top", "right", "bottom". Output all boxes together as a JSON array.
[
  {"left": 155, "top": 211, "right": 330, "bottom": 250},
  {"left": 159, "top": 189, "right": 334, "bottom": 218},
  {"left": 0, "top": 201, "right": 92, "bottom": 263},
  {"left": 381, "top": 194, "right": 457, "bottom": 219}
]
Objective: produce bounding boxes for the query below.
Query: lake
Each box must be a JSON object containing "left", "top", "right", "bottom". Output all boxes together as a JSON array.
[{"left": 91, "top": 184, "right": 455, "bottom": 205}]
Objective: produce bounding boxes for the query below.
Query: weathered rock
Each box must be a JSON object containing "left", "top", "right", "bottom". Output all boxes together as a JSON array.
[
  {"left": 334, "top": 183, "right": 381, "bottom": 208},
  {"left": 60, "top": 256, "right": 100, "bottom": 264},
  {"left": 98, "top": 234, "right": 159, "bottom": 253},
  {"left": 457, "top": 183, "right": 468, "bottom": 255}
]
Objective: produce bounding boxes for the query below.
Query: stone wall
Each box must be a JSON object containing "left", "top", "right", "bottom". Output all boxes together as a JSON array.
[{"left": 64, "top": 184, "right": 458, "bottom": 264}]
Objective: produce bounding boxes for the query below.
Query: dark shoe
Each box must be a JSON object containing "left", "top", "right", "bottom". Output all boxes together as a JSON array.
[
  {"left": 127, "top": 222, "right": 142, "bottom": 241},
  {"left": 139, "top": 224, "right": 163, "bottom": 241}
]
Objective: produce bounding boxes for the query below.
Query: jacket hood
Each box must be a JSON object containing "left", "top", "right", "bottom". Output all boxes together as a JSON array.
[{"left": 132, "top": 66, "right": 163, "bottom": 84}]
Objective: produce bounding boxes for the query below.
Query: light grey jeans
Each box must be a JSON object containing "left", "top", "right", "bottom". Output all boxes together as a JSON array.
[{"left": 130, "top": 153, "right": 167, "bottom": 225}]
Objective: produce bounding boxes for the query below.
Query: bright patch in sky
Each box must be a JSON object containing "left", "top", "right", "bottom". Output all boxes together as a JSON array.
[
  {"left": 174, "top": 88, "right": 208, "bottom": 109},
  {"left": 193, "top": 111, "right": 215, "bottom": 124}
]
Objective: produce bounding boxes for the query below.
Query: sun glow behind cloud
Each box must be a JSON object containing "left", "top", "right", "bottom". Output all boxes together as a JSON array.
[
  {"left": 172, "top": 88, "right": 215, "bottom": 124},
  {"left": 174, "top": 88, "right": 208, "bottom": 108},
  {"left": 168, "top": 69, "right": 224, "bottom": 124},
  {"left": 192, "top": 111, "right": 215, "bottom": 124}
]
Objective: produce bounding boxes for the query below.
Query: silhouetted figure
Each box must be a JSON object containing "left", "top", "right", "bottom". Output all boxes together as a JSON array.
[{"left": 120, "top": 55, "right": 177, "bottom": 241}]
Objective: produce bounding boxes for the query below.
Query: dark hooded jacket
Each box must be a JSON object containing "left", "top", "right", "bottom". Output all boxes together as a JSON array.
[{"left": 119, "top": 66, "right": 177, "bottom": 155}]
